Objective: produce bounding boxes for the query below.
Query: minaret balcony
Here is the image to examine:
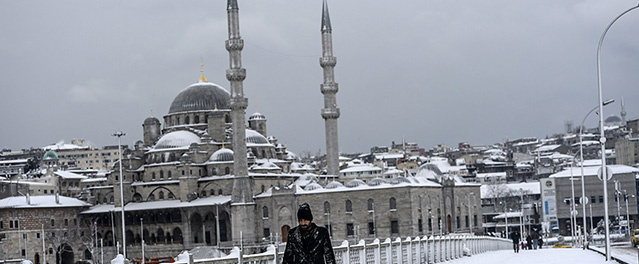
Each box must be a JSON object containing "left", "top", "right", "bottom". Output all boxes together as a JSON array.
[
  {"left": 226, "top": 68, "right": 247, "bottom": 81},
  {"left": 319, "top": 56, "right": 337, "bottom": 67},
  {"left": 230, "top": 98, "right": 248, "bottom": 109},
  {"left": 225, "top": 39, "right": 244, "bottom": 51},
  {"left": 321, "top": 108, "right": 340, "bottom": 119},
  {"left": 320, "top": 83, "right": 339, "bottom": 94}
]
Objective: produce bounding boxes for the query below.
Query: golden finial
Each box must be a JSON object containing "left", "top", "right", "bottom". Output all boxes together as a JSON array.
[
  {"left": 214, "top": 103, "right": 218, "bottom": 110},
  {"left": 198, "top": 58, "right": 208, "bottom": 82},
  {"left": 150, "top": 110, "right": 154, "bottom": 118},
  {"left": 222, "top": 141, "right": 225, "bottom": 149}
]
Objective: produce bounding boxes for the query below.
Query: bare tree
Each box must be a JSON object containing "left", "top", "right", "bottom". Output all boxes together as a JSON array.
[{"left": 80, "top": 219, "right": 99, "bottom": 264}]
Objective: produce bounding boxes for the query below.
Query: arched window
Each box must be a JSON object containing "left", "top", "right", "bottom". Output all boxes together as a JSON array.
[
  {"left": 324, "top": 201, "right": 330, "bottom": 214},
  {"left": 345, "top": 200, "right": 352, "bottom": 213},
  {"left": 160, "top": 170, "right": 164, "bottom": 179},
  {"left": 218, "top": 189, "right": 223, "bottom": 195},
  {"left": 367, "top": 199, "right": 374, "bottom": 211},
  {"left": 210, "top": 190, "right": 215, "bottom": 196},
  {"left": 200, "top": 191, "right": 207, "bottom": 197},
  {"left": 389, "top": 197, "right": 397, "bottom": 211},
  {"left": 152, "top": 172, "right": 156, "bottom": 180},
  {"left": 262, "top": 206, "right": 269, "bottom": 218},
  {"left": 159, "top": 191, "right": 164, "bottom": 200},
  {"left": 185, "top": 116, "right": 190, "bottom": 124},
  {"left": 225, "top": 167, "right": 230, "bottom": 175},
  {"left": 110, "top": 196, "right": 114, "bottom": 203},
  {"left": 148, "top": 194, "right": 155, "bottom": 201},
  {"left": 168, "top": 171, "right": 172, "bottom": 178},
  {"left": 194, "top": 115, "right": 200, "bottom": 124},
  {"left": 168, "top": 192, "right": 175, "bottom": 199}
]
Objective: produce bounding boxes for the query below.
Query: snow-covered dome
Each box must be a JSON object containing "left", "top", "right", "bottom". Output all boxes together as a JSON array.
[
  {"left": 43, "top": 150, "right": 58, "bottom": 160},
  {"left": 325, "top": 181, "right": 344, "bottom": 189},
  {"left": 246, "top": 129, "right": 269, "bottom": 145},
  {"left": 210, "top": 148, "right": 234, "bottom": 162},
  {"left": 604, "top": 115, "right": 622, "bottom": 126},
  {"left": 346, "top": 179, "right": 367, "bottom": 188},
  {"left": 304, "top": 182, "right": 322, "bottom": 191},
  {"left": 154, "top": 131, "right": 201, "bottom": 149},
  {"left": 368, "top": 178, "right": 387, "bottom": 186},
  {"left": 248, "top": 112, "right": 266, "bottom": 121},
  {"left": 168, "top": 82, "right": 230, "bottom": 114},
  {"left": 144, "top": 116, "right": 161, "bottom": 125},
  {"left": 391, "top": 177, "right": 411, "bottom": 185}
]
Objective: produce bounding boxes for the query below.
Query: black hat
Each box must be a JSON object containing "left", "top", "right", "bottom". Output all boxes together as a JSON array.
[{"left": 297, "top": 202, "right": 313, "bottom": 221}]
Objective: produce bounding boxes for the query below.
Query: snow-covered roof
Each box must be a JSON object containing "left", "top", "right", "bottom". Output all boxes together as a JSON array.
[
  {"left": 534, "top": 144, "right": 561, "bottom": 153},
  {"left": 476, "top": 172, "right": 507, "bottom": 179},
  {"left": 0, "top": 195, "right": 91, "bottom": 208},
  {"left": 340, "top": 164, "right": 381, "bottom": 173},
  {"left": 549, "top": 164, "right": 639, "bottom": 178},
  {"left": 82, "top": 195, "right": 231, "bottom": 214},
  {"left": 0, "top": 159, "right": 29, "bottom": 165},
  {"left": 493, "top": 211, "right": 523, "bottom": 219},
  {"left": 54, "top": 171, "right": 88, "bottom": 180},
  {"left": 43, "top": 142, "right": 89, "bottom": 151},
  {"left": 480, "top": 182, "right": 541, "bottom": 198}
]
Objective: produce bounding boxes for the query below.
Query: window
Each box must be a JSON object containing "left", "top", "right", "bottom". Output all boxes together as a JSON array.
[
  {"left": 51, "top": 219, "right": 55, "bottom": 227},
  {"left": 65, "top": 219, "right": 68, "bottom": 226},
  {"left": 591, "top": 196, "right": 596, "bottom": 203},
  {"left": 599, "top": 196, "right": 604, "bottom": 203},
  {"left": 456, "top": 216, "right": 460, "bottom": 229},
  {"left": 160, "top": 170, "right": 164, "bottom": 179},
  {"left": 368, "top": 222, "right": 375, "bottom": 235},
  {"left": 159, "top": 191, "right": 164, "bottom": 200},
  {"left": 473, "top": 215, "right": 478, "bottom": 227},
  {"left": 262, "top": 206, "right": 269, "bottom": 219},
  {"left": 263, "top": 228, "right": 270, "bottom": 239},
  {"left": 391, "top": 220, "right": 399, "bottom": 234},
  {"left": 346, "top": 223, "right": 354, "bottom": 237},
  {"left": 389, "top": 197, "right": 397, "bottom": 211},
  {"left": 324, "top": 201, "right": 330, "bottom": 214},
  {"left": 418, "top": 219, "right": 423, "bottom": 233},
  {"left": 345, "top": 200, "right": 352, "bottom": 214},
  {"left": 428, "top": 218, "right": 432, "bottom": 231},
  {"left": 465, "top": 215, "right": 469, "bottom": 228},
  {"left": 367, "top": 199, "right": 374, "bottom": 211}
]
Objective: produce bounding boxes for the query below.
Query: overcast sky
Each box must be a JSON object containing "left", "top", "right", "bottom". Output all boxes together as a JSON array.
[{"left": 2, "top": 1, "right": 639, "bottom": 155}]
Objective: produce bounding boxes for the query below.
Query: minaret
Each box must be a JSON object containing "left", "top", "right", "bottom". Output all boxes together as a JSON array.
[
  {"left": 621, "top": 97, "right": 627, "bottom": 126},
  {"left": 226, "top": 0, "right": 256, "bottom": 243},
  {"left": 319, "top": 0, "right": 340, "bottom": 177}
]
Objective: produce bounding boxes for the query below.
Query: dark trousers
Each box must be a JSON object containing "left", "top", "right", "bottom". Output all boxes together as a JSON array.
[{"left": 513, "top": 243, "right": 519, "bottom": 252}]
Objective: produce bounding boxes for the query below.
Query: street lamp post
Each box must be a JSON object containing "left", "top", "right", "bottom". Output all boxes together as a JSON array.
[
  {"left": 596, "top": 4, "right": 639, "bottom": 260},
  {"left": 112, "top": 131, "right": 126, "bottom": 258},
  {"left": 570, "top": 161, "right": 577, "bottom": 245}
]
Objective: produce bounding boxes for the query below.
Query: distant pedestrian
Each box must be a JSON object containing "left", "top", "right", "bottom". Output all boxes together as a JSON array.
[
  {"left": 531, "top": 230, "right": 539, "bottom": 249},
  {"left": 510, "top": 230, "right": 520, "bottom": 253},
  {"left": 526, "top": 234, "right": 532, "bottom": 250},
  {"left": 538, "top": 237, "right": 544, "bottom": 249}
]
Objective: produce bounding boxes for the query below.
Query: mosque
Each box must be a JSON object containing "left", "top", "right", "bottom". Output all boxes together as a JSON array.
[{"left": 79, "top": 0, "right": 480, "bottom": 260}]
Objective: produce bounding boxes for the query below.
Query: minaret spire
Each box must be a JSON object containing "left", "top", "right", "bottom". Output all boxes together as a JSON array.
[
  {"left": 319, "top": 0, "right": 340, "bottom": 177},
  {"left": 225, "top": 0, "right": 256, "bottom": 244},
  {"left": 621, "top": 96, "right": 627, "bottom": 126}
]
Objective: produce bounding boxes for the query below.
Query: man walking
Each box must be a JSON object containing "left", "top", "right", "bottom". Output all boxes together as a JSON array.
[
  {"left": 283, "top": 203, "right": 336, "bottom": 264},
  {"left": 510, "top": 230, "right": 520, "bottom": 253}
]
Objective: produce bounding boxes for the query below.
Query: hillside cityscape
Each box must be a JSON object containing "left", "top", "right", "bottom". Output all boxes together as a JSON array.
[{"left": 2, "top": 1, "right": 639, "bottom": 264}]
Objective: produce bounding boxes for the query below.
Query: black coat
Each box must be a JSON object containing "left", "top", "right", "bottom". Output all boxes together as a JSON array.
[
  {"left": 283, "top": 223, "right": 336, "bottom": 264},
  {"left": 510, "top": 232, "right": 520, "bottom": 244}
]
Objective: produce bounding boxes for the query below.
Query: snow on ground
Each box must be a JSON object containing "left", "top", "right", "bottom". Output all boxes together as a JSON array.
[{"left": 445, "top": 248, "right": 620, "bottom": 264}]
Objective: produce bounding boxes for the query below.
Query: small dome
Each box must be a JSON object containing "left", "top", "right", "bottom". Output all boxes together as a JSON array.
[
  {"left": 248, "top": 112, "right": 266, "bottom": 121},
  {"left": 325, "top": 181, "right": 344, "bottom": 189},
  {"left": 144, "top": 116, "right": 161, "bottom": 125},
  {"left": 210, "top": 148, "right": 234, "bottom": 162},
  {"left": 604, "top": 115, "right": 622, "bottom": 125},
  {"left": 246, "top": 129, "right": 269, "bottom": 145},
  {"left": 155, "top": 131, "right": 201, "bottom": 149},
  {"left": 43, "top": 150, "right": 58, "bottom": 160},
  {"left": 168, "top": 82, "right": 230, "bottom": 114},
  {"left": 368, "top": 178, "right": 387, "bottom": 186},
  {"left": 346, "top": 179, "right": 367, "bottom": 188},
  {"left": 391, "top": 177, "right": 411, "bottom": 185},
  {"left": 304, "top": 182, "right": 323, "bottom": 191}
]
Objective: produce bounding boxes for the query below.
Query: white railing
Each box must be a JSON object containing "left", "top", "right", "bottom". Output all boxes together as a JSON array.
[{"left": 175, "top": 235, "right": 511, "bottom": 264}]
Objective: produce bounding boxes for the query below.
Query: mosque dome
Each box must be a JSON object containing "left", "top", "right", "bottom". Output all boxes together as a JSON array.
[
  {"left": 325, "top": 181, "right": 344, "bottom": 189},
  {"left": 391, "top": 177, "right": 411, "bottom": 185},
  {"left": 210, "top": 148, "right": 234, "bottom": 162},
  {"left": 368, "top": 178, "right": 387, "bottom": 186},
  {"left": 168, "top": 82, "right": 230, "bottom": 114},
  {"left": 345, "top": 179, "right": 367, "bottom": 188},
  {"left": 154, "top": 131, "right": 201, "bottom": 149},
  {"left": 144, "top": 116, "right": 161, "bottom": 125},
  {"left": 304, "top": 182, "right": 323, "bottom": 191},
  {"left": 604, "top": 115, "right": 622, "bottom": 126},
  {"left": 248, "top": 112, "right": 266, "bottom": 121},
  {"left": 43, "top": 150, "right": 59, "bottom": 160},
  {"left": 246, "top": 129, "right": 269, "bottom": 145}
]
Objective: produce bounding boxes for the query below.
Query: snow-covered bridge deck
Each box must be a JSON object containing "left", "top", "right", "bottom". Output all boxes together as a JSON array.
[{"left": 447, "top": 246, "right": 636, "bottom": 264}]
